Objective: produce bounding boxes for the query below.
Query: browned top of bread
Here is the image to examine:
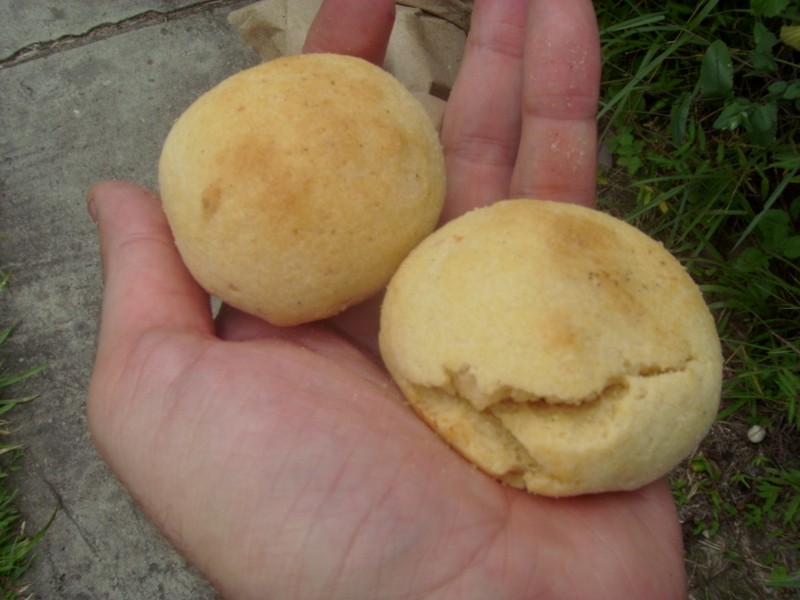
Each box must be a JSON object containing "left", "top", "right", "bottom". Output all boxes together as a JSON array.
[
  {"left": 160, "top": 54, "right": 445, "bottom": 325},
  {"left": 380, "top": 199, "right": 722, "bottom": 496}
]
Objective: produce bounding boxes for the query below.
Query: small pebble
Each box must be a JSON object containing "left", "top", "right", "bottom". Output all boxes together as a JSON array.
[{"left": 747, "top": 424, "right": 766, "bottom": 443}]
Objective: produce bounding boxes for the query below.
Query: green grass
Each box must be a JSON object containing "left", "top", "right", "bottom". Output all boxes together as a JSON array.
[
  {"left": 0, "top": 272, "right": 45, "bottom": 599},
  {"left": 596, "top": 0, "right": 800, "bottom": 597}
]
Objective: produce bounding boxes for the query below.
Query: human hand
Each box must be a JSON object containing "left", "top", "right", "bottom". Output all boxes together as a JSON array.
[{"left": 87, "top": 1, "right": 687, "bottom": 599}]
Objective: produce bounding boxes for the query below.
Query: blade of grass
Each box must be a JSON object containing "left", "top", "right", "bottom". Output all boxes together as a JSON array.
[{"left": 733, "top": 165, "right": 800, "bottom": 251}]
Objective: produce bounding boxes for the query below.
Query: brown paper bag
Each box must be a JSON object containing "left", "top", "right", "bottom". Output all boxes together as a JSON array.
[{"left": 228, "top": 0, "right": 470, "bottom": 128}]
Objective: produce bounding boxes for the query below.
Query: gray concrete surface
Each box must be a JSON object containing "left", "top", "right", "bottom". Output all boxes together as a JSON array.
[{"left": 1, "top": 1, "right": 261, "bottom": 597}]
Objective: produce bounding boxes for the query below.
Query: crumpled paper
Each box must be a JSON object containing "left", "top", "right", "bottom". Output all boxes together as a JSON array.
[
  {"left": 228, "top": 0, "right": 470, "bottom": 128},
  {"left": 398, "top": 0, "right": 472, "bottom": 32}
]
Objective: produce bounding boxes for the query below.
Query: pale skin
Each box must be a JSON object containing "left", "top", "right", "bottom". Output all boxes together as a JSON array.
[{"left": 87, "top": 0, "right": 687, "bottom": 598}]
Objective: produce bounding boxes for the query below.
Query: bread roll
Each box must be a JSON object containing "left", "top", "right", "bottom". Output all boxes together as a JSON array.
[
  {"left": 159, "top": 54, "right": 445, "bottom": 325},
  {"left": 379, "top": 199, "right": 722, "bottom": 496}
]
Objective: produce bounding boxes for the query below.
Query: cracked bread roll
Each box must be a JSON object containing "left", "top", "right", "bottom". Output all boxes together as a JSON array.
[
  {"left": 379, "top": 199, "right": 722, "bottom": 496},
  {"left": 159, "top": 54, "right": 445, "bottom": 326}
]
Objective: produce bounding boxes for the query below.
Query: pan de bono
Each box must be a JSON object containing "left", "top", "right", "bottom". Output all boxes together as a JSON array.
[
  {"left": 159, "top": 53, "right": 445, "bottom": 326},
  {"left": 379, "top": 199, "right": 722, "bottom": 496}
]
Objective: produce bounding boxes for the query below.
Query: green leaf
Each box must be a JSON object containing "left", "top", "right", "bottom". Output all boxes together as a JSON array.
[
  {"left": 784, "top": 81, "right": 800, "bottom": 100},
  {"left": 768, "top": 81, "right": 788, "bottom": 98},
  {"left": 700, "top": 40, "right": 734, "bottom": 99},
  {"left": 756, "top": 209, "right": 790, "bottom": 250},
  {"left": 791, "top": 197, "right": 800, "bottom": 219},
  {"left": 745, "top": 101, "right": 778, "bottom": 146},
  {"left": 750, "top": 22, "right": 778, "bottom": 72},
  {"left": 732, "top": 247, "right": 770, "bottom": 273},
  {"left": 751, "top": 0, "right": 790, "bottom": 17},
  {"left": 783, "top": 236, "right": 800, "bottom": 259},
  {"left": 771, "top": 151, "right": 800, "bottom": 170},
  {"left": 669, "top": 91, "right": 693, "bottom": 146},
  {"left": 713, "top": 98, "right": 750, "bottom": 131}
]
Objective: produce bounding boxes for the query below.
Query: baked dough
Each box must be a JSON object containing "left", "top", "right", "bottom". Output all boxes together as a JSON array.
[
  {"left": 379, "top": 199, "right": 722, "bottom": 496},
  {"left": 159, "top": 53, "right": 445, "bottom": 325}
]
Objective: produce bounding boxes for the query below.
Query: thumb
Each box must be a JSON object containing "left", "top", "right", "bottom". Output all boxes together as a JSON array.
[{"left": 88, "top": 180, "right": 214, "bottom": 347}]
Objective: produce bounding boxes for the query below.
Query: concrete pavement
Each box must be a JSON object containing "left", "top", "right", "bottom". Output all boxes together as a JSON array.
[{"left": 1, "top": 2, "right": 259, "bottom": 597}]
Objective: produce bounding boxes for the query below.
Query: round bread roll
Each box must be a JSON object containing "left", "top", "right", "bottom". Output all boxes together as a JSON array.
[
  {"left": 379, "top": 199, "right": 722, "bottom": 496},
  {"left": 159, "top": 53, "right": 445, "bottom": 326}
]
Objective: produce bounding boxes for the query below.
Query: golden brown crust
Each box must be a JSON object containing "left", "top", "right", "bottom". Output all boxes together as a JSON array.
[
  {"left": 379, "top": 199, "right": 722, "bottom": 496},
  {"left": 159, "top": 54, "right": 445, "bottom": 325}
]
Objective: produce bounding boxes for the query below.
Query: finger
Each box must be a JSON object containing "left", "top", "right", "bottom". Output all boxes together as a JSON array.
[
  {"left": 302, "top": 0, "right": 396, "bottom": 65},
  {"left": 88, "top": 180, "right": 214, "bottom": 346},
  {"left": 439, "top": 0, "right": 527, "bottom": 223},
  {"left": 509, "top": 0, "right": 600, "bottom": 207}
]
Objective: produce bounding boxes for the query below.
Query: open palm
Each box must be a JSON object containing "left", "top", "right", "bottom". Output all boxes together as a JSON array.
[{"left": 88, "top": 1, "right": 687, "bottom": 598}]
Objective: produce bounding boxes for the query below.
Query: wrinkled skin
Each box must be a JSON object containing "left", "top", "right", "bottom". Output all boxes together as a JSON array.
[{"left": 87, "top": 1, "right": 688, "bottom": 598}]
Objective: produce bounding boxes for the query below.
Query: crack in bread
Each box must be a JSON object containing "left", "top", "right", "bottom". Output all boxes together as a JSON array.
[
  {"left": 408, "top": 382, "right": 545, "bottom": 487},
  {"left": 442, "top": 361, "right": 691, "bottom": 411}
]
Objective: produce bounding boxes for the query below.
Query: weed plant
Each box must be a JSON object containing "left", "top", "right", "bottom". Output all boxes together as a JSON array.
[
  {"left": 0, "top": 272, "right": 45, "bottom": 599},
  {"left": 596, "top": 0, "right": 799, "bottom": 597}
]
